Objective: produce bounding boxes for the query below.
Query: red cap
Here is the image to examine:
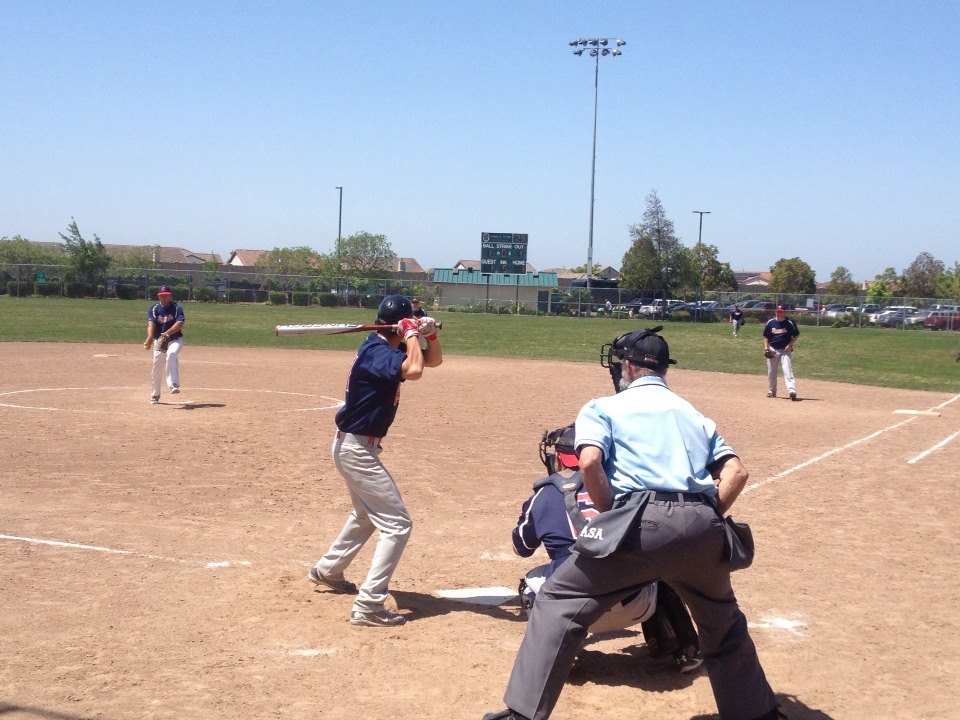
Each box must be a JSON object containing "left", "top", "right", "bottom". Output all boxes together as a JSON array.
[
  {"left": 157, "top": 285, "right": 172, "bottom": 296},
  {"left": 775, "top": 305, "right": 785, "bottom": 312}
]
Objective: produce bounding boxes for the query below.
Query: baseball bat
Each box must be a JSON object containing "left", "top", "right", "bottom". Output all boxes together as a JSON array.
[{"left": 275, "top": 321, "right": 442, "bottom": 337}]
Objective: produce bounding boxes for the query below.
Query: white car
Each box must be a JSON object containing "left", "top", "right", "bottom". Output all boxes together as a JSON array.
[{"left": 874, "top": 307, "right": 918, "bottom": 327}]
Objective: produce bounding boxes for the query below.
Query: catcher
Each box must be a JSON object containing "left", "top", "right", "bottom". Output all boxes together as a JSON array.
[
  {"left": 143, "top": 285, "right": 185, "bottom": 404},
  {"left": 513, "top": 423, "right": 703, "bottom": 673}
]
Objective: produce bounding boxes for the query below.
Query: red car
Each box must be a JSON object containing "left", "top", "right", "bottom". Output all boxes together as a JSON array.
[{"left": 923, "top": 311, "right": 960, "bottom": 331}]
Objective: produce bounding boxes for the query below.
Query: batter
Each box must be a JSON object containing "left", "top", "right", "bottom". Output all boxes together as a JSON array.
[{"left": 308, "top": 295, "right": 442, "bottom": 627}]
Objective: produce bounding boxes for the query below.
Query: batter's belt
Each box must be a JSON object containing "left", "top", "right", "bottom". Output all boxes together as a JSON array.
[{"left": 335, "top": 430, "right": 381, "bottom": 446}]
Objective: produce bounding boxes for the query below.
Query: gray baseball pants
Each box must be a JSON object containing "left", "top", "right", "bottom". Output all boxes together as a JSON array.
[
  {"left": 766, "top": 349, "right": 796, "bottom": 396},
  {"left": 502, "top": 496, "right": 777, "bottom": 720},
  {"left": 315, "top": 432, "right": 412, "bottom": 614}
]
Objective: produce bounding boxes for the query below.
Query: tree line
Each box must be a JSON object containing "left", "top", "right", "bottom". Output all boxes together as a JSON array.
[
  {"left": 613, "top": 191, "right": 959, "bottom": 301},
  {"left": 0, "top": 220, "right": 399, "bottom": 292},
  {"left": 4, "top": 207, "right": 959, "bottom": 302}
]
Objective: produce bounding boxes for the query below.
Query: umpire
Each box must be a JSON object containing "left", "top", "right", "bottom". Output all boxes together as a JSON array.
[{"left": 483, "top": 328, "right": 782, "bottom": 720}]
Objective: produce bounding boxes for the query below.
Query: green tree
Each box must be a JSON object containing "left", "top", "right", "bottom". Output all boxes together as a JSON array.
[
  {"left": 0, "top": 235, "right": 64, "bottom": 266},
  {"left": 621, "top": 191, "right": 685, "bottom": 297},
  {"left": 685, "top": 242, "right": 738, "bottom": 294},
  {"left": 255, "top": 246, "right": 325, "bottom": 277},
  {"left": 338, "top": 231, "right": 397, "bottom": 279},
  {"left": 827, "top": 266, "right": 859, "bottom": 296},
  {"left": 935, "top": 262, "right": 960, "bottom": 300},
  {"left": 619, "top": 233, "right": 659, "bottom": 293},
  {"left": 570, "top": 262, "right": 611, "bottom": 274},
  {"left": 59, "top": 219, "right": 109, "bottom": 285},
  {"left": 900, "top": 251, "right": 944, "bottom": 298},
  {"left": 111, "top": 245, "right": 160, "bottom": 270},
  {"left": 769, "top": 257, "right": 816, "bottom": 294},
  {"left": 866, "top": 278, "right": 892, "bottom": 303},
  {"left": 0, "top": 235, "right": 64, "bottom": 286}
]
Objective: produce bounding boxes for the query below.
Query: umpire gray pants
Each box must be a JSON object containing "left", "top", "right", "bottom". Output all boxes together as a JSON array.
[
  {"left": 316, "top": 432, "right": 412, "bottom": 614},
  {"left": 502, "top": 496, "right": 777, "bottom": 720}
]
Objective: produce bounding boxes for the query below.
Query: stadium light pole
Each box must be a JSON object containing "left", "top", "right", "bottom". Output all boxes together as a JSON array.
[
  {"left": 692, "top": 210, "right": 710, "bottom": 246},
  {"left": 335, "top": 186, "right": 343, "bottom": 258},
  {"left": 570, "top": 37, "right": 625, "bottom": 295},
  {"left": 692, "top": 210, "right": 710, "bottom": 313}
]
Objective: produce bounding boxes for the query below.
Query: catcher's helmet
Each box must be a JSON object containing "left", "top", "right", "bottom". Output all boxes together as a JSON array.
[
  {"left": 376, "top": 295, "right": 414, "bottom": 325},
  {"left": 538, "top": 423, "right": 578, "bottom": 474},
  {"left": 601, "top": 326, "right": 676, "bottom": 373}
]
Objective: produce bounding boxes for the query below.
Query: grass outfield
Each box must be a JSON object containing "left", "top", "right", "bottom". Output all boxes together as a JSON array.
[{"left": 1, "top": 295, "right": 958, "bottom": 392}]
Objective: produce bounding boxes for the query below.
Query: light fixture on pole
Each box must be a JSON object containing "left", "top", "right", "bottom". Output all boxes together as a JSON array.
[
  {"left": 570, "top": 37, "right": 625, "bottom": 294},
  {"left": 692, "top": 210, "right": 710, "bottom": 246}
]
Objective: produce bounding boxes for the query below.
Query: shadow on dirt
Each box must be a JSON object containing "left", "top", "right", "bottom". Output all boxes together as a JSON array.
[{"left": 689, "top": 693, "right": 836, "bottom": 719}]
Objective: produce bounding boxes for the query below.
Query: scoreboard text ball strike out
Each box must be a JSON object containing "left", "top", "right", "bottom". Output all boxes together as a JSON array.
[{"left": 481, "top": 232, "right": 528, "bottom": 274}]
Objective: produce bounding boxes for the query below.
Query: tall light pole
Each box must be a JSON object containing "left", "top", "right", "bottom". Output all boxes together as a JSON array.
[
  {"left": 570, "top": 37, "right": 625, "bottom": 294},
  {"left": 692, "top": 210, "right": 710, "bottom": 313},
  {"left": 692, "top": 210, "right": 710, "bottom": 246},
  {"left": 335, "top": 186, "right": 343, "bottom": 259}
]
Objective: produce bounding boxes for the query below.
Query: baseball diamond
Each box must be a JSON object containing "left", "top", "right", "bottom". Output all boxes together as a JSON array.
[{"left": 1, "top": 342, "right": 958, "bottom": 720}]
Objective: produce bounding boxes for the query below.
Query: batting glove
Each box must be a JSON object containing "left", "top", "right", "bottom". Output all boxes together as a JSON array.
[
  {"left": 397, "top": 317, "right": 420, "bottom": 341},
  {"left": 417, "top": 316, "right": 438, "bottom": 341}
]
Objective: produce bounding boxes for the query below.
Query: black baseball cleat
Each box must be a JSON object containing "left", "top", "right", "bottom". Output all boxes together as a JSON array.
[{"left": 790, "top": 392, "right": 798, "bottom": 401}]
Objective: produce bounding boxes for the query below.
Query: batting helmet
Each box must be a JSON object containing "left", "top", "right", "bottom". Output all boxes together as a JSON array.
[{"left": 376, "top": 294, "right": 414, "bottom": 325}]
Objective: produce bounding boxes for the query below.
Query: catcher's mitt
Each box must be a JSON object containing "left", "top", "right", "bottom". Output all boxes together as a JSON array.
[
  {"left": 763, "top": 348, "right": 776, "bottom": 359},
  {"left": 153, "top": 335, "right": 171, "bottom": 353}
]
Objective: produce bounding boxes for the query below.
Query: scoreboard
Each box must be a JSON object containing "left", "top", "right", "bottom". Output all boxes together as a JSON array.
[{"left": 480, "top": 232, "right": 528, "bottom": 274}]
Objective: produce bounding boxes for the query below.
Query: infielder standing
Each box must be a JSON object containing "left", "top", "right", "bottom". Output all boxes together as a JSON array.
[
  {"left": 762, "top": 305, "right": 800, "bottom": 400},
  {"left": 143, "top": 285, "right": 185, "bottom": 404},
  {"left": 309, "top": 295, "right": 442, "bottom": 627}
]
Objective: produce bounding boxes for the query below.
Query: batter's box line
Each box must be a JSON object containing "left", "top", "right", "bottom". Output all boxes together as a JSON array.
[{"left": 0, "top": 532, "right": 251, "bottom": 568}]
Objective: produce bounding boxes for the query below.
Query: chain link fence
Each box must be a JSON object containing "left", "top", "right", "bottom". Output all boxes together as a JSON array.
[{"left": 3, "top": 264, "right": 957, "bottom": 330}]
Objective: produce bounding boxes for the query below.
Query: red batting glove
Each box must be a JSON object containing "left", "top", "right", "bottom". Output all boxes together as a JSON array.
[
  {"left": 417, "top": 316, "right": 438, "bottom": 341},
  {"left": 397, "top": 317, "right": 420, "bottom": 341}
]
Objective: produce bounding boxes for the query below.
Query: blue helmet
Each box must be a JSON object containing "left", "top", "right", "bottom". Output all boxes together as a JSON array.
[{"left": 376, "top": 295, "right": 414, "bottom": 325}]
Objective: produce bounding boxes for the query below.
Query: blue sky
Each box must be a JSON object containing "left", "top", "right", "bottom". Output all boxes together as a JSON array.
[{"left": 2, "top": 1, "right": 958, "bottom": 282}]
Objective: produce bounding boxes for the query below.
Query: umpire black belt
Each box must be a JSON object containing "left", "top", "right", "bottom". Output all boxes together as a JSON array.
[{"left": 652, "top": 491, "right": 708, "bottom": 503}]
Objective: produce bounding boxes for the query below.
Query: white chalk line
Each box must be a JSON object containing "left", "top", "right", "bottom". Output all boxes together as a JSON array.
[
  {"left": 0, "top": 533, "right": 250, "bottom": 568},
  {"left": 0, "top": 385, "right": 343, "bottom": 413},
  {"left": 907, "top": 430, "right": 960, "bottom": 465},
  {"left": 743, "top": 391, "right": 960, "bottom": 494}
]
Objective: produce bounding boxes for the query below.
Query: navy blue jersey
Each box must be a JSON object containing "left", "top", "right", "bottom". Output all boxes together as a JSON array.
[
  {"left": 730, "top": 309, "right": 744, "bottom": 322},
  {"left": 512, "top": 470, "right": 599, "bottom": 575},
  {"left": 335, "top": 333, "right": 406, "bottom": 438},
  {"left": 763, "top": 316, "right": 799, "bottom": 349},
  {"left": 147, "top": 301, "right": 185, "bottom": 340}
]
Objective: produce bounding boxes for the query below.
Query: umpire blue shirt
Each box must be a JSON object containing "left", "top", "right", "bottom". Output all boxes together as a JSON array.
[{"left": 575, "top": 375, "right": 736, "bottom": 499}]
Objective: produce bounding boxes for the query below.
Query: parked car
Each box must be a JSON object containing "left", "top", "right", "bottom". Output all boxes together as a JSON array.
[
  {"left": 905, "top": 309, "right": 933, "bottom": 326},
  {"left": 874, "top": 306, "right": 919, "bottom": 327},
  {"left": 820, "top": 303, "right": 849, "bottom": 318},
  {"left": 923, "top": 310, "right": 960, "bottom": 331}
]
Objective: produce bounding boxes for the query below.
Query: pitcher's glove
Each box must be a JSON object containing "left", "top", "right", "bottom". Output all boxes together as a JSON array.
[
  {"left": 153, "top": 335, "right": 171, "bottom": 353},
  {"left": 763, "top": 348, "right": 776, "bottom": 359}
]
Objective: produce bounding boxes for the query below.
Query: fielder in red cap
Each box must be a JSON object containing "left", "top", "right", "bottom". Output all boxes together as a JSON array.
[
  {"left": 143, "top": 285, "right": 186, "bottom": 404},
  {"left": 762, "top": 305, "right": 800, "bottom": 400}
]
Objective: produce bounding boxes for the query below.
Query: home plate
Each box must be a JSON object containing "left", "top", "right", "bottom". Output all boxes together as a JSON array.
[
  {"left": 893, "top": 409, "right": 940, "bottom": 416},
  {"left": 435, "top": 586, "right": 518, "bottom": 606}
]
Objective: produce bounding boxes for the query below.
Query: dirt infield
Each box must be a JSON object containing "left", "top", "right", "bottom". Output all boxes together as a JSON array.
[{"left": 1, "top": 342, "right": 958, "bottom": 720}]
